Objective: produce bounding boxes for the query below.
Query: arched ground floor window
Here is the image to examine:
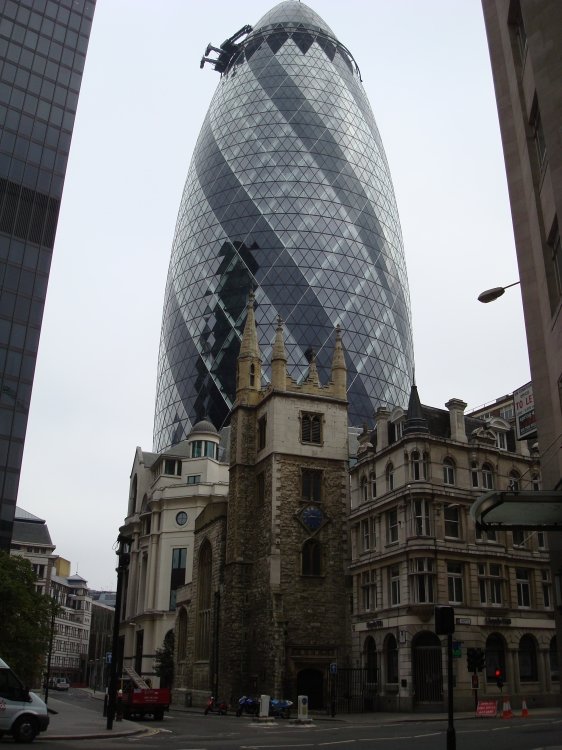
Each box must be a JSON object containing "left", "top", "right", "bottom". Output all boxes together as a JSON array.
[
  {"left": 518, "top": 634, "right": 538, "bottom": 682},
  {"left": 550, "top": 636, "right": 559, "bottom": 682},
  {"left": 363, "top": 636, "right": 377, "bottom": 683},
  {"left": 385, "top": 634, "right": 398, "bottom": 684}
]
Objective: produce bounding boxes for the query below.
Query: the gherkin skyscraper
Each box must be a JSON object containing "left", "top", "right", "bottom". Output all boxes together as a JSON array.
[{"left": 154, "top": 1, "right": 414, "bottom": 451}]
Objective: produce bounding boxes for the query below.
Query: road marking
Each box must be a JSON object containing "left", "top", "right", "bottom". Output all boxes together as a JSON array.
[{"left": 357, "top": 736, "right": 415, "bottom": 741}]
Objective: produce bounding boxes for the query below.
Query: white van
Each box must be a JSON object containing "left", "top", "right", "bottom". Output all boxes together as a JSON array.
[{"left": 0, "top": 658, "right": 49, "bottom": 742}]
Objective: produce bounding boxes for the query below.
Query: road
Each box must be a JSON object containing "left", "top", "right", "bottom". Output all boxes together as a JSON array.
[{"left": 29, "top": 691, "right": 562, "bottom": 750}]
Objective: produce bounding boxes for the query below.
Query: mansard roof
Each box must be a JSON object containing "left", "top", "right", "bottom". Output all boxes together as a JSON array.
[{"left": 12, "top": 507, "right": 53, "bottom": 546}]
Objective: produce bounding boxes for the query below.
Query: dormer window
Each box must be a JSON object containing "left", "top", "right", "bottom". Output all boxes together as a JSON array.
[
  {"left": 495, "top": 431, "right": 507, "bottom": 450},
  {"left": 191, "top": 440, "right": 218, "bottom": 459},
  {"left": 164, "top": 459, "right": 181, "bottom": 476}
]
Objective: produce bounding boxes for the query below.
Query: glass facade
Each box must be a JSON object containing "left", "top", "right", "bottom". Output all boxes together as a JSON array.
[
  {"left": 154, "top": 1, "right": 414, "bottom": 451},
  {"left": 0, "top": 0, "right": 95, "bottom": 549}
]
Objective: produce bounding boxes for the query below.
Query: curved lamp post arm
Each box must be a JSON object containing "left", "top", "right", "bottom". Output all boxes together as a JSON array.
[{"left": 477, "top": 280, "right": 520, "bottom": 303}]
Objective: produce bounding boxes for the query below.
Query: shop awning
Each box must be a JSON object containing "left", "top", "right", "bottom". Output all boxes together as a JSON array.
[{"left": 470, "top": 490, "right": 562, "bottom": 530}]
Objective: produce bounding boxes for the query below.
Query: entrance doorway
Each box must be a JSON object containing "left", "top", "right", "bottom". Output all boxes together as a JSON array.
[
  {"left": 297, "top": 668, "right": 324, "bottom": 710},
  {"left": 412, "top": 631, "right": 443, "bottom": 706}
]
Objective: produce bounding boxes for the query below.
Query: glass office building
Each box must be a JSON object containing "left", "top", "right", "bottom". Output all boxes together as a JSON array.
[
  {"left": 154, "top": 1, "right": 414, "bottom": 451},
  {"left": 0, "top": 0, "right": 95, "bottom": 549}
]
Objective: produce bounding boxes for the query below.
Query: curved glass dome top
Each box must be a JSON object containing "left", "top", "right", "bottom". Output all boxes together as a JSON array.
[
  {"left": 251, "top": 2, "right": 336, "bottom": 38},
  {"left": 154, "top": 0, "right": 414, "bottom": 451}
]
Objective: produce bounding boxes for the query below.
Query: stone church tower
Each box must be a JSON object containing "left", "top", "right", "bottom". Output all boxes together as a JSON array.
[{"left": 219, "top": 293, "right": 351, "bottom": 707}]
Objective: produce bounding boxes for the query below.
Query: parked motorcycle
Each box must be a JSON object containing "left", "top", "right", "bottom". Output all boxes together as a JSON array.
[
  {"left": 236, "top": 695, "right": 260, "bottom": 717},
  {"left": 204, "top": 696, "right": 228, "bottom": 715},
  {"left": 269, "top": 698, "right": 293, "bottom": 719}
]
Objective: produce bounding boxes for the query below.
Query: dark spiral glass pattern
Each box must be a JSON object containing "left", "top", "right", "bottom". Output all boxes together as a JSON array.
[{"left": 154, "top": 1, "right": 414, "bottom": 451}]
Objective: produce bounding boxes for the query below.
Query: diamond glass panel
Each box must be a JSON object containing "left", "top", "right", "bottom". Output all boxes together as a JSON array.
[{"left": 154, "top": 1, "right": 414, "bottom": 451}]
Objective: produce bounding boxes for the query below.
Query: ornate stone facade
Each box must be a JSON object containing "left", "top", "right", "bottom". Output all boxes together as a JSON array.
[{"left": 349, "top": 387, "right": 558, "bottom": 711}]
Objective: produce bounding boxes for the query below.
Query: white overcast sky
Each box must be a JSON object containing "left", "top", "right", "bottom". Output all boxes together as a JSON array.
[{"left": 16, "top": 0, "right": 530, "bottom": 590}]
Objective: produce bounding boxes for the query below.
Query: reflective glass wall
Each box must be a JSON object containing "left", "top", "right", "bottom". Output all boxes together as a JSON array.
[
  {"left": 154, "top": 1, "right": 414, "bottom": 451},
  {"left": 0, "top": 0, "right": 95, "bottom": 548}
]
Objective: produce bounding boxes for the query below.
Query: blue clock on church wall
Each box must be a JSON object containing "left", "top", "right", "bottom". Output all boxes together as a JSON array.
[{"left": 300, "top": 505, "right": 325, "bottom": 532}]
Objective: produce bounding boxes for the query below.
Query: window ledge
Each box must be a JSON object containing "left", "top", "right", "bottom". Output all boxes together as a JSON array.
[{"left": 406, "top": 604, "right": 434, "bottom": 622}]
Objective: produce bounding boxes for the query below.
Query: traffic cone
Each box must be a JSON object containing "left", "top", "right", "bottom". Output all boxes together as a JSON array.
[
  {"left": 521, "top": 699, "right": 529, "bottom": 718},
  {"left": 501, "top": 696, "right": 513, "bottom": 719}
]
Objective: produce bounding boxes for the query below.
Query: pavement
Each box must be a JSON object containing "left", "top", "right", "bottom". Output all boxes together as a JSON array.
[{"left": 33, "top": 689, "right": 562, "bottom": 742}]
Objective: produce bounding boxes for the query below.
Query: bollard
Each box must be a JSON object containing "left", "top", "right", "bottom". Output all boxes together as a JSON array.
[
  {"left": 259, "top": 694, "right": 270, "bottom": 718},
  {"left": 298, "top": 695, "right": 308, "bottom": 721}
]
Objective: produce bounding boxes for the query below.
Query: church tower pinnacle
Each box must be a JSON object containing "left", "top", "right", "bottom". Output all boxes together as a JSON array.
[
  {"left": 271, "top": 316, "right": 287, "bottom": 391},
  {"left": 331, "top": 324, "right": 347, "bottom": 400},
  {"left": 236, "top": 291, "right": 262, "bottom": 402}
]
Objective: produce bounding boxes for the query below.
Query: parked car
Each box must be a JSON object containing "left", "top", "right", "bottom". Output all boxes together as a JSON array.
[
  {"left": 0, "top": 657, "right": 49, "bottom": 743},
  {"left": 49, "top": 678, "right": 69, "bottom": 691}
]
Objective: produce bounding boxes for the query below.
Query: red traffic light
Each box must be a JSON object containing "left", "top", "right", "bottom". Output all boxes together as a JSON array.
[{"left": 495, "top": 668, "right": 502, "bottom": 678}]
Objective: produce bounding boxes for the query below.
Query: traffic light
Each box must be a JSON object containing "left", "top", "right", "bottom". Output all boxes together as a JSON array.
[
  {"left": 435, "top": 605, "right": 455, "bottom": 635},
  {"left": 495, "top": 668, "right": 504, "bottom": 689},
  {"left": 477, "top": 649, "right": 486, "bottom": 671},
  {"left": 466, "top": 647, "right": 486, "bottom": 673}
]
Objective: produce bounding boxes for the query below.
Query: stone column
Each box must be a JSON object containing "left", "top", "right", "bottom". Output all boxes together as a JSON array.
[
  {"left": 539, "top": 648, "right": 550, "bottom": 692},
  {"left": 507, "top": 649, "right": 519, "bottom": 698},
  {"left": 146, "top": 525, "right": 159, "bottom": 610}
]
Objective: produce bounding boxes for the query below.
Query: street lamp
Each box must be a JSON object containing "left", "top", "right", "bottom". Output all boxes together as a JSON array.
[
  {"left": 106, "top": 534, "right": 131, "bottom": 730},
  {"left": 477, "top": 280, "right": 520, "bottom": 303},
  {"left": 43, "top": 600, "right": 57, "bottom": 705}
]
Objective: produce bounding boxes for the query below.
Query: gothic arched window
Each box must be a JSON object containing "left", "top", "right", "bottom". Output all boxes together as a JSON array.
[
  {"left": 443, "top": 458, "right": 455, "bottom": 485},
  {"left": 386, "top": 463, "right": 394, "bottom": 492},
  {"left": 302, "top": 539, "right": 321, "bottom": 576}
]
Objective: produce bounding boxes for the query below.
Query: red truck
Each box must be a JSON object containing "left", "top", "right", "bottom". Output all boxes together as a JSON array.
[{"left": 119, "top": 667, "right": 170, "bottom": 721}]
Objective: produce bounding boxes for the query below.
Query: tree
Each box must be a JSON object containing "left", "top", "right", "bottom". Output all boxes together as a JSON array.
[
  {"left": 153, "top": 629, "right": 174, "bottom": 688},
  {"left": 0, "top": 552, "right": 55, "bottom": 685}
]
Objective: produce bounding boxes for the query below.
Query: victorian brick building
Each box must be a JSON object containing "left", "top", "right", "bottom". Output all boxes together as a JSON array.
[
  {"left": 349, "top": 386, "right": 558, "bottom": 712},
  {"left": 173, "top": 294, "right": 351, "bottom": 708}
]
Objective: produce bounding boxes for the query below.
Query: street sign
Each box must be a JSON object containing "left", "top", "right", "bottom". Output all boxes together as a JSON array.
[
  {"left": 476, "top": 700, "right": 497, "bottom": 717},
  {"left": 106, "top": 652, "right": 112, "bottom": 664},
  {"left": 452, "top": 641, "right": 462, "bottom": 658},
  {"left": 329, "top": 662, "right": 337, "bottom": 675}
]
